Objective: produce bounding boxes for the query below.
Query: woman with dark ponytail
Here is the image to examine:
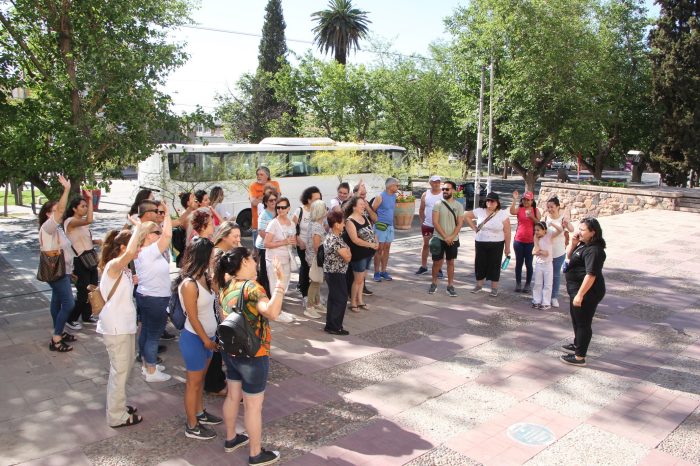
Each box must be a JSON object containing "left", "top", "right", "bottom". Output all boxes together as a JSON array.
[
  {"left": 215, "top": 248, "right": 284, "bottom": 465},
  {"left": 561, "top": 217, "right": 606, "bottom": 366},
  {"left": 175, "top": 237, "right": 222, "bottom": 440}
]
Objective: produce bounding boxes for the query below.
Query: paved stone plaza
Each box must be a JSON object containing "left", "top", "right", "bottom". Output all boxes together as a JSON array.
[{"left": 0, "top": 187, "right": 699, "bottom": 465}]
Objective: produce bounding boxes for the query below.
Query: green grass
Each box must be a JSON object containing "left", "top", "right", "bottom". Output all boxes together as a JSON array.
[{"left": 2, "top": 189, "right": 37, "bottom": 206}]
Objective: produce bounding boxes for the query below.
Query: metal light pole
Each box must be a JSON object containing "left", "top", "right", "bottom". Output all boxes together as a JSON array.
[
  {"left": 486, "top": 59, "right": 494, "bottom": 194},
  {"left": 474, "top": 65, "right": 486, "bottom": 210}
]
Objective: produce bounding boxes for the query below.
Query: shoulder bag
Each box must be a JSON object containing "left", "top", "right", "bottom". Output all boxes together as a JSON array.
[
  {"left": 88, "top": 271, "right": 123, "bottom": 316},
  {"left": 476, "top": 211, "right": 497, "bottom": 234},
  {"left": 429, "top": 201, "right": 460, "bottom": 255},
  {"left": 37, "top": 228, "right": 66, "bottom": 282},
  {"left": 72, "top": 246, "right": 99, "bottom": 270},
  {"left": 218, "top": 280, "right": 264, "bottom": 358}
]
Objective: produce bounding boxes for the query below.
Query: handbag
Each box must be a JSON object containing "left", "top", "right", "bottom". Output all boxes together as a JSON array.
[
  {"left": 72, "top": 247, "right": 99, "bottom": 270},
  {"left": 309, "top": 259, "right": 323, "bottom": 282},
  {"left": 218, "top": 280, "right": 264, "bottom": 358},
  {"left": 37, "top": 229, "right": 66, "bottom": 282},
  {"left": 87, "top": 271, "right": 122, "bottom": 316}
]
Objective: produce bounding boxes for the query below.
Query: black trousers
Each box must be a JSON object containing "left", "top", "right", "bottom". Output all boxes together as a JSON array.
[
  {"left": 568, "top": 290, "right": 604, "bottom": 357},
  {"left": 325, "top": 272, "right": 348, "bottom": 331},
  {"left": 257, "top": 249, "right": 271, "bottom": 297},
  {"left": 204, "top": 351, "right": 227, "bottom": 393},
  {"left": 297, "top": 246, "right": 310, "bottom": 297},
  {"left": 70, "top": 258, "right": 98, "bottom": 322},
  {"left": 474, "top": 240, "right": 504, "bottom": 282}
]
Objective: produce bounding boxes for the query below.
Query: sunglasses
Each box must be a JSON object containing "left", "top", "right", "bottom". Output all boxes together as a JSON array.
[
  {"left": 157, "top": 210, "right": 166, "bottom": 215},
  {"left": 267, "top": 198, "right": 278, "bottom": 203},
  {"left": 441, "top": 188, "right": 452, "bottom": 191},
  {"left": 276, "top": 205, "right": 290, "bottom": 210}
]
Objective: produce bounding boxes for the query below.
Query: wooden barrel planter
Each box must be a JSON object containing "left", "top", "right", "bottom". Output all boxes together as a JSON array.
[{"left": 394, "top": 202, "right": 415, "bottom": 230}]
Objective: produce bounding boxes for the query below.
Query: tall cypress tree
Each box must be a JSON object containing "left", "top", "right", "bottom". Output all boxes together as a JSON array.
[
  {"left": 258, "top": 0, "right": 288, "bottom": 73},
  {"left": 649, "top": 0, "right": 700, "bottom": 186}
]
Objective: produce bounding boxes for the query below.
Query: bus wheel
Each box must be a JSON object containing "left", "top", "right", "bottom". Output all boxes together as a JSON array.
[{"left": 236, "top": 209, "right": 252, "bottom": 236}]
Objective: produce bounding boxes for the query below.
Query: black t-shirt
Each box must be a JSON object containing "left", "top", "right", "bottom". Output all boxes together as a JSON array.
[{"left": 565, "top": 242, "right": 606, "bottom": 295}]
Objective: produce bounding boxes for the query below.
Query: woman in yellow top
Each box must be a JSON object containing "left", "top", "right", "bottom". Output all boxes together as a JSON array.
[{"left": 215, "top": 247, "right": 284, "bottom": 465}]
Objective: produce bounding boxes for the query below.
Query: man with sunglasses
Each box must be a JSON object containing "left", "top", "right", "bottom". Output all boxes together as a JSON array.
[{"left": 428, "top": 181, "right": 464, "bottom": 297}]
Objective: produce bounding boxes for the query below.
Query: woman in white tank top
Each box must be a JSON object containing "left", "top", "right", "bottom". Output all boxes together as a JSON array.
[{"left": 176, "top": 237, "right": 222, "bottom": 439}]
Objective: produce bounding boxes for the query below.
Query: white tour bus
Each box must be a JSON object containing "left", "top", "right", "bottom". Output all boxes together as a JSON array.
[{"left": 137, "top": 137, "right": 406, "bottom": 231}]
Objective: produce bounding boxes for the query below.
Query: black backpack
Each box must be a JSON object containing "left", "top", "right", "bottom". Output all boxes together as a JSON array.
[{"left": 217, "top": 281, "right": 264, "bottom": 358}]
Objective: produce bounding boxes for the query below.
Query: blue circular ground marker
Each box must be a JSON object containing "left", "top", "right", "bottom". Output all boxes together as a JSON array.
[{"left": 507, "top": 422, "right": 556, "bottom": 446}]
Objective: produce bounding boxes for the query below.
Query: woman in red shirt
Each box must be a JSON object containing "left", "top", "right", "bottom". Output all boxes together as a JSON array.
[{"left": 509, "top": 190, "right": 540, "bottom": 293}]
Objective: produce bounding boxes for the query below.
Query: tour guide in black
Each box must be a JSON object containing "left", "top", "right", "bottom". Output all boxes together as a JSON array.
[{"left": 561, "top": 217, "right": 606, "bottom": 366}]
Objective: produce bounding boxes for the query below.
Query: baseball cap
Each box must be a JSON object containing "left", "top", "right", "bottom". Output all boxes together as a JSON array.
[
  {"left": 523, "top": 191, "right": 534, "bottom": 200},
  {"left": 429, "top": 175, "right": 442, "bottom": 182},
  {"left": 485, "top": 192, "right": 500, "bottom": 202}
]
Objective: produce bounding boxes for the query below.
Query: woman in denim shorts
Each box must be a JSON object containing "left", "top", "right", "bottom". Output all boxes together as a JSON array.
[
  {"left": 343, "top": 197, "right": 378, "bottom": 312},
  {"left": 215, "top": 247, "right": 286, "bottom": 465}
]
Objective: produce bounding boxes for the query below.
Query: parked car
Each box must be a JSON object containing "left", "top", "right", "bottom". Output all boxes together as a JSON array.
[
  {"left": 551, "top": 160, "right": 576, "bottom": 170},
  {"left": 458, "top": 182, "right": 487, "bottom": 208}
]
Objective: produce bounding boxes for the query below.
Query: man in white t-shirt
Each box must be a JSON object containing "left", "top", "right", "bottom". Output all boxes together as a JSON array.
[{"left": 416, "top": 175, "right": 445, "bottom": 278}]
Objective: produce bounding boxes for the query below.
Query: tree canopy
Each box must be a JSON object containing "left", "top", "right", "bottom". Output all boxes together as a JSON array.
[
  {"left": 0, "top": 0, "right": 192, "bottom": 196},
  {"left": 649, "top": 0, "right": 700, "bottom": 186}
]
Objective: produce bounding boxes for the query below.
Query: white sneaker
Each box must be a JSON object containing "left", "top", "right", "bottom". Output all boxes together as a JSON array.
[
  {"left": 314, "top": 303, "right": 327, "bottom": 313},
  {"left": 144, "top": 368, "right": 171, "bottom": 383},
  {"left": 552, "top": 298, "right": 559, "bottom": 308},
  {"left": 276, "top": 311, "right": 295, "bottom": 323},
  {"left": 142, "top": 364, "right": 165, "bottom": 375},
  {"left": 303, "top": 309, "right": 321, "bottom": 319}
]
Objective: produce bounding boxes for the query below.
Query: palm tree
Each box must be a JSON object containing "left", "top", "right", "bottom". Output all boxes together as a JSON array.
[{"left": 311, "top": 0, "right": 371, "bottom": 65}]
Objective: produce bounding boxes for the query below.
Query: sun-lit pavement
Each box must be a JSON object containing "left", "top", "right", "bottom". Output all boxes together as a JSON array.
[{"left": 0, "top": 184, "right": 699, "bottom": 465}]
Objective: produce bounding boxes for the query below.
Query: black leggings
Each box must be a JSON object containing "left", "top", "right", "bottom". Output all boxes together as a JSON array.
[
  {"left": 568, "top": 291, "right": 604, "bottom": 357},
  {"left": 297, "top": 246, "right": 310, "bottom": 297},
  {"left": 70, "top": 258, "right": 98, "bottom": 322}
]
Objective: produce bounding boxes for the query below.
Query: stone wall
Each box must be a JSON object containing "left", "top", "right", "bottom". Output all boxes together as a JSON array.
[{"left": 537, "top": 182, "right": 681, "bottom": 219}]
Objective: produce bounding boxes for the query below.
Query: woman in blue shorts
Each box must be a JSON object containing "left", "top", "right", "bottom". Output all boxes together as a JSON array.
[
  {"left": 176, "top": 238, "right": 222, "bottom": 440},
  {"left": 216, "top": 247, "right": 285, "bottom": 465}
]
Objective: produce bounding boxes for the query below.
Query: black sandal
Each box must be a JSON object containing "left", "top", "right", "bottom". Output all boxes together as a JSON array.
[
  {"left": 127, "top": 405, "right": 138, "bottom": 415},
  {"left": 112, "top": 413, "right": 143, "bottom": 428},
  {"left": 49, "top": 339, "right": 73, "bottom": 352},
  {"left": 61, "top": 332, "right": 77, "bottom": 342}
]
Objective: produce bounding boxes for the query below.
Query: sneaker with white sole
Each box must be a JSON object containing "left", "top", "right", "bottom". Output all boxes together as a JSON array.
[
  {"left": 446, "top": 286, "right": 457, "bottom": 297},
  {"left": 552, "top": 298, "right": 559, "bottom": 308},
  {"left": 65, "top": 321, "right": 83, "bottom": 331},
  {"left": 197, "top": 409, "right": 223, "bottom": 425},
  {"left": 470, "top": 285, "right": 482, "bottom": 293},
  {"left": 185, "top": 422, "right": 217, "bottom": 440},
  {"left": 224, "top": 433, "right": 250, "bottom": 452},
  {"left": 142, "top": 364, "right": 165, "bottom": 375},
  {"left": 428, "top": 283, "right": 437, "bottom": 294},
  {"left": 85, "top": 315, "right": 99, "bottom": 324},
  {"left": 489, "top": 288, "right": 499, "bottom": 297},
  {"left": 276, "top": 311, "right": 294, "bottom": 323},
  {"left": 303, "top": 308, "right": 321, "bottom": 319},
  {"left": 415, "top": 266, "right": 429, "bottom": 275},
  {"left": 541, "top": 305, "right": 551, "bottom": 310},
  {"left": 313, "top": 303, "right": 326, "bottom": 313},
  {"left": 249, "top": 448, "right": 280, "bottom": 466},
  {"left": 144, "top": 368, "right": 171, "bottom": 383}
]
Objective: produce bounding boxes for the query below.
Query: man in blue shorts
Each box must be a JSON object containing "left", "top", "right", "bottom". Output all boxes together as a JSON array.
[{"left": 372, "top": 177, "right": 399, "bottom": 281}]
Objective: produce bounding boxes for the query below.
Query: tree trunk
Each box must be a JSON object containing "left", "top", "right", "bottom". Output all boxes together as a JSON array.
[
  {"left": 524, "top": 171, "right": 538, "bottom": 193},
  {"left": 3, "top": 183, "right": 8, "bottom": 217},
  {"left": 631, "top": 159, "right": 646, "bottom": 183}
]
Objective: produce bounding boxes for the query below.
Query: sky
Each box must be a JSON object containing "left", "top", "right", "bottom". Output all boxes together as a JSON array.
[{"left": 164, "top": 0, "right": 660, "bottom": 113}]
